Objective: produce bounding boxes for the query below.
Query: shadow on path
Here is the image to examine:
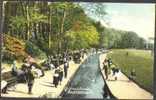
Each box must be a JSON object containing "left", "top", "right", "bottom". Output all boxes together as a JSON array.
[
  {"left": 40, "top": 83, "right": 55, "bottom": 87},
  {"left": 9, "top": 90, "right": 28, "bottom": 95},
  {"left": 44, "top": 81, "right": 53, "bottom": 84}
]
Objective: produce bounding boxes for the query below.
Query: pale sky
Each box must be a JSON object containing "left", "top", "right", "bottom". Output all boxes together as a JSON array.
[{"left": 80, "top": 3, "right": 155, "bottom": 40}]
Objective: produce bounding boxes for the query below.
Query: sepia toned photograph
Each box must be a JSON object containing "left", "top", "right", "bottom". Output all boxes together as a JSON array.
[{"left": 0, "top": 1, "right": 155, "bottom": 99}]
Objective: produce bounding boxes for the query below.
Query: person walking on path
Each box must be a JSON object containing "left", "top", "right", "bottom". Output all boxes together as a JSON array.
[
  {"left": 103, "top": 59, "right": 108, "bottom": 80},
  {"left": 64, "top": 61, "right": 69, "bottom": 78},
  {"left": 130, "top": 68, "right": 136, "bottom": 81},
  {"left": 53, "top": 69, "right": 59, "bottom": 88},
  {"left": 58, "top": 67, "right": 63, "bottom": 85},
  {"left": 26, "top": 68, "right": 35, "bottom": 94},
  {"left": 11, "top": 60, "right": 17, "bottom": 76},
  {"left": 107, "top": 58, "right": 112, "bottom": 68},
  {"left": 1, "top": 80, "right": 8, "bottom": 94},
  {"left": 111, "top": 64, "right": 120, "bottom": 80}
]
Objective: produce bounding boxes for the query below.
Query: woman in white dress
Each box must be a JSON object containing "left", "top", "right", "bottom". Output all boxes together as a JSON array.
[{"left": 1, "top": 80, "right": 8, "bottom": 93}]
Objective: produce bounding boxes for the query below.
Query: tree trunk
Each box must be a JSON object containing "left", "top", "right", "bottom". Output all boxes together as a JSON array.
[
  {"left": 49, "top": 8, "right": 51, "bottom": 49},
  {"left": 60, "top": 10, "right": 66, "bottom": 53},
  {"left": 35, "top": 23, "right": 39, "bottom": 40},
  {"left": 0, "top": 1, "right": 6, "bottom": 34},
  {"left": 20, "top": 1, "right": 27, "bottom": 18},
  {"left": 26, "top": 3, "right": 30, "bottom": 40},
  {"left": 0, "top": 1, "right": 7, "bottom": 48},
  {"left": 60, "top": 10, "right": 66, "bottom": 34},
  {"left": 0, "top": 1, "right": 7, "bottom": 77}
]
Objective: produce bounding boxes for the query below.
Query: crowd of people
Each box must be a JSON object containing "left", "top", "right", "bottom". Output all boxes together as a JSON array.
[
  {"left": 1, "top": 49, "right": 87, "bottom": 95},
  {"left": 12, "top": 55, "right": 44, "bottom": 94},
  {"left": 102, "top": 58, "right": 121, "bottom": 81},
  {"left": 1, "top": 56, "right": 37, "bottom": 94},
  {"left": 1, "top": 52, "right": 72, "bottom": 95},
  {"left": 102, "top": 58, "right": 136, "bottom": 81},
  {"left": 52, "top": 55, "right": 69, "bottom": 88}
]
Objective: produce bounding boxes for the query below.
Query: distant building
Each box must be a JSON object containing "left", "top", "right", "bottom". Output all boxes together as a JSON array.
[{"left": 146, "top": 37, "right": 154, "bottom": 56}]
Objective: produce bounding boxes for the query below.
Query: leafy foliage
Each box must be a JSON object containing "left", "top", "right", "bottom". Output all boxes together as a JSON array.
[
  {"left": 3, "top": 34, "right": 28, "bottom": 62},
  {"left": 3, "top": 2, "right": 147, "bottom": 58},
  {"left": 25, "top": 41, "right": 46, "bottom": 59},
  {"left": 65, "top": 21, "right": 99, "bottom": 50},
  {"left": 96, "top": 26, "right": 146, "bottom": 49}
]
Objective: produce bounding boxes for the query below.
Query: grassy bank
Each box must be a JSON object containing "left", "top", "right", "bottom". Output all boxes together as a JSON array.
[{"left": 107, "top": 49, "right": 153, "bottom": 93}]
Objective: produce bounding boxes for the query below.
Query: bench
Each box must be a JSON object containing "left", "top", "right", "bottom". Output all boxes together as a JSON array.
[
  {"left": 6, "top": 76, "right": 17, "bottom": 87},
  {"left": 2, "top": 71, "right": 17, "bottom": 87}
]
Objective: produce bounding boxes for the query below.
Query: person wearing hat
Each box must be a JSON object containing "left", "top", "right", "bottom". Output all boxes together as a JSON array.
[
  {"left": 64, "top": 61, "right": 69, "bottom": 78},
  {"left": 1, "top": 80, "right": 8, "bottom": 94},
  {"left": 58, "top": 67, "right": 63, "bottom": 85},
  {"left": 26, "top": 68, "right": 35, "bottom": 94},
  {"left": 107, "top": 58, "right": 112, "bottom": 68},
  {"left": 130, "top": 68, "right": 136, "bottom": 81},
  {"left": 53, "top": 68, "right": 59, "bottom": 88},
  {"left": 103, "top": 59, "right": 108, "bottom": 80},
  {"left": 111, "top": 64, "right": 116, "bottom": 76},
  {"left": 11, "top": 60, "right": 17, "bottom": 76},
  {"left": 111, "top": 64, "right": 120, "bottom": 80}
]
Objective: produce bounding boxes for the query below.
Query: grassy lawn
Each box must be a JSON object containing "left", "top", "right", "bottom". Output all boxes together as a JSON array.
[{"left": 107, "top": 49, "right": 154, "bottom": 93}]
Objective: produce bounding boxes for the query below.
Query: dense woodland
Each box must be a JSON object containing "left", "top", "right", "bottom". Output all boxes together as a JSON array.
[{"left": 0, "top": 1, "right": 150, "bottom": 62}]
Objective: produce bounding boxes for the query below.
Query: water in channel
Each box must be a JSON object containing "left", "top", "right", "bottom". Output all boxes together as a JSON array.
[{"left": 62, "top": 54, "right": 105, "bottom": 99}]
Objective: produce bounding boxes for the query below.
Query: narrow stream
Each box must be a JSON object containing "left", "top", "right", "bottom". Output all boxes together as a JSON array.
[{"left": 62, "top": 54, "right": 106, "bottom": 99}]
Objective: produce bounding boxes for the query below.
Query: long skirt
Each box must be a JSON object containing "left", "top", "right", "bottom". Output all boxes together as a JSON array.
[
  {"left": 53, "top": 76, "right": 59, "bottom": 87},
  {"left": 59, "top": 71, "right": 63, "bottom": 82}
]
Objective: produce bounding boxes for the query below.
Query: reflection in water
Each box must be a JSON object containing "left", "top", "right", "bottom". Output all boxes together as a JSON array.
[{"left": 63, "top": 54, "right": 105, "bottom": 99}]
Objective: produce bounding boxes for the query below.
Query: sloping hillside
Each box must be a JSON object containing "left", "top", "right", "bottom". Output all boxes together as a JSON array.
[{"left": 3, "top": 34, "right": 28, "bottom": 62}]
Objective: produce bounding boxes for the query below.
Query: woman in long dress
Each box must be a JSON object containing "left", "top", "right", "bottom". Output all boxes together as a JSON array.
[
  {"left": 58, "top": 67, "right": 63, "bottom": 85},
  {"left": 53, "top": 69, "right": 59, "bottom": 88},
  {"left": 103, "top": 59, "right": 108, "bottom": 80},
  {"left": 1, "top": 80, "right": 8, "bottom": 94}
]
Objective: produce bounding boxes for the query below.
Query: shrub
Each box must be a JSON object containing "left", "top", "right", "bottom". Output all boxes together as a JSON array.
[
  {"left": 3, "top": 34, "right": 28, "bottom": 62},
  {"left": 2, "top": 51, "right": 15, "bottom": 64},
  {"left": 25, "top": 41, "right": 46, "bottom": 59}
]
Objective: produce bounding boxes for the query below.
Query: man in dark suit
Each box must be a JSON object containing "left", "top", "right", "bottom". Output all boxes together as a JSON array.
[{"left": 26, "top": 68, "right": 35, "bottom": 94}]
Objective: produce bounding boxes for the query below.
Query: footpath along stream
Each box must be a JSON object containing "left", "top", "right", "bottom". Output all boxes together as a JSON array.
[{"left": 62, "top": 53, "right": 113, "bottom": 99}]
